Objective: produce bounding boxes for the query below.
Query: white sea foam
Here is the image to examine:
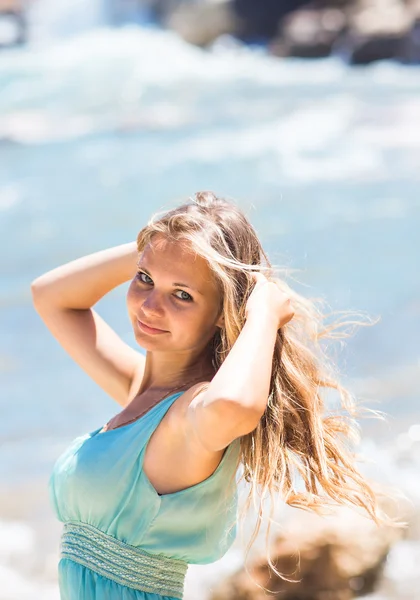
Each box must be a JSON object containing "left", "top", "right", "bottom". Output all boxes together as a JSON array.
[
  {"left": 0, "top": 564, "right": 58, "bottom": 600},
  {"left": 0, "top": 27, "right": 418, "bottom": 148},
  {"left": 0, "top": 520, "right": 35, "bottom": 558},
  {"left": 0, "top": 520, "right": 59, "bottom": 600},
  {"left": 184, "top": 547, "right": 244, "bottom": 600}
]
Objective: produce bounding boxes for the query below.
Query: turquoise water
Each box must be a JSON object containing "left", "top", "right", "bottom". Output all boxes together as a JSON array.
[{"left": 0, "top": 26, "right": 419, "bottom": 597}]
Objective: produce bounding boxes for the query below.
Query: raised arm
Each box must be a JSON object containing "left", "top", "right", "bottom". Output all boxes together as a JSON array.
[
  {"left": 31, "top": 242, "right": 145, "bottom": 407},
  {"left": 185, "top": 274, "right": 294, "bottom": 451}
]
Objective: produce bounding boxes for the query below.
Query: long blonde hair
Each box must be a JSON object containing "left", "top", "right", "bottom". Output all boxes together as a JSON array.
[{"left": 137, "top": 190, "right": 403, "bottom": 583}]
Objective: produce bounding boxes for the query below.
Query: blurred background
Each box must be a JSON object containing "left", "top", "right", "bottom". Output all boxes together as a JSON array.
[{"left": 0, "top": 0, "right": 419, "bottom": 599}]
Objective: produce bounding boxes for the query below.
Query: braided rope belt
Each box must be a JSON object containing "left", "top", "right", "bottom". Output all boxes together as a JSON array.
[{"left": 61, "top": 521, "right": 188, "bottom": 599}]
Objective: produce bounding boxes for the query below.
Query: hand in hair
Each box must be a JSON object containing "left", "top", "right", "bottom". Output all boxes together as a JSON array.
[{"left": 245, "top": 272, "right": 294, "bottom": 330}]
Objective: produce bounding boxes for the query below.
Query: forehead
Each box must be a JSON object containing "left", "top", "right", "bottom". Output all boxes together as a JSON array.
[{"left": 139, "top": 235, "right": 215, "bottom": 289}]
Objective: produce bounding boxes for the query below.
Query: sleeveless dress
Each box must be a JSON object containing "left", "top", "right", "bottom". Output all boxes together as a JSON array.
[{"left": 49, "top": 391, "right": 241, "bottom": 600}]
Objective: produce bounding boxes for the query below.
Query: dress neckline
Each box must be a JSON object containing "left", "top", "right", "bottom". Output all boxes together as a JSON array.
[{"left": 91, "top": 391, "right": 185, "bottom": 438}]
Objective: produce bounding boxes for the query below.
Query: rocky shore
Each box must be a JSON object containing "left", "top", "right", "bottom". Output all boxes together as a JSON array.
[
  {"left": 2, "top": 0, "right": 419, "bottom": 63},
  {"left": 153, "top": 0, "right": 420, "bottom": 64},
  {"left": 209, "top": 506, "right": 406, "bottom": 600}
]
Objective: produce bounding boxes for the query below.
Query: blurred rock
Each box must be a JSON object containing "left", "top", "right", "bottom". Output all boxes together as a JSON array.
[
  {"left": 270, "top": 0, "right": 420, "bottom": 64},
  {"left": 340, "top": 0, "right": 416, "bottom": 64},
  {"left": 272, "top": 8, "right": 347, "bottom": 58},
  {"left": 342, "top": 34, "right": 406, "bottom": 64},
  {"left": 0, "top": 0, "right": 20, "bottom": 10},
  {"left": 135, "top": 0, "right": 420, "bottom": 63},
  {"left": 233, "top": 0, "right": 309, "bottom": 43},
  {"left": 210, "top": 507, "right": 403, "bottom": 600},
  {"left": 351, "top": 0, "right": 412, "bottom": 37},
  {"left": 401, "top": 16, "right": 420, "bottom": 63},
  {"left": 162, "top": 0, "right": 237, "bottom": 47}
]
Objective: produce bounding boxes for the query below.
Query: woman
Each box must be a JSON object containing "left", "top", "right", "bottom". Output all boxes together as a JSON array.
[{"left": 32, "top": 191, "right": 390, "bottom": 600}]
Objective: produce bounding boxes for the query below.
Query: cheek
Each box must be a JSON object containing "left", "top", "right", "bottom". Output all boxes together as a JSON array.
[
  {"left": 188, "top": 309, "right": 219, "bottom": 338},
  {"left": 169, "top": 307, "right": 200, "bottom": 334}
]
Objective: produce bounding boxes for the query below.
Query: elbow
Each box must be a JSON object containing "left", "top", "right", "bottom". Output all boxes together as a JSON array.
[
  {"left": 31, "top": 276, "right": 44, "bottom": 295},
  {"left": 231, "top": 401, "right": 265, "bottom": 437},
  {"left": 30, "top": 277, "right": 52, "bottom": 310},
  {"left": 30, "top": 279, "right": 42, "bottom": 306}
]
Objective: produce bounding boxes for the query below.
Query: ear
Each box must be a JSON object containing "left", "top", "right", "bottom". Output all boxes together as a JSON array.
[{"left": 215, "top": 311, "right": 224, "bottom": 329}]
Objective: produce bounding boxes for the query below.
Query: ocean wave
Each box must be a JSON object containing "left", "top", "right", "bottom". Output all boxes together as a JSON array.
[{"left": 0, "top": 26, "right": 418, "bottom": 144}]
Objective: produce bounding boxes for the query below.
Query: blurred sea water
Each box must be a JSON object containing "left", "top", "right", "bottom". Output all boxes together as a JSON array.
[{"left": 0, "top": 24, "right": 419, "bottom": 599}]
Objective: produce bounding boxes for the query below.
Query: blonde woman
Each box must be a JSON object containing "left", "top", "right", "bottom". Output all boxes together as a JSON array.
[{"left": 32, "top": 191, "right": 389, "bottom": 600}]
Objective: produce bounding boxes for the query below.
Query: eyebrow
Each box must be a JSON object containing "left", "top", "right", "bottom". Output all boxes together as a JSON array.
[{"left": 138, "top": 265, "right": 204, "bottom": 295}]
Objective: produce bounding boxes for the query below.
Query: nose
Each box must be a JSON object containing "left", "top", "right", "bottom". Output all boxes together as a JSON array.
[{"left": 140, "top": 289, "right": 165, "bottom": 318}]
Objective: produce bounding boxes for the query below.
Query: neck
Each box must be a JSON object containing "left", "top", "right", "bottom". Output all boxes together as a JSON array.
[{"left": 140, "top": 347, "right": 216, "bottom": 393}]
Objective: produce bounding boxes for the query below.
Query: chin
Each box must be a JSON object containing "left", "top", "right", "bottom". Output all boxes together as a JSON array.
[
  {"left": 134, "top": 331, "right": 160, "bottom": 347},
  {"left": 133, "top": 330, "right": 171, "bottom": 351}
]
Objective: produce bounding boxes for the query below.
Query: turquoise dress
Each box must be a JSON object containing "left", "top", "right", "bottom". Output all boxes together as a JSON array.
[{"left": 49, "top": 391, "right": 241, "bottom": 600}]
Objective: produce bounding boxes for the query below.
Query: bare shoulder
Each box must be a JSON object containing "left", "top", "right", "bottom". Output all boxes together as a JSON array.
[
  {"left": 168, "top": 382, "right": 214, "bottom": 450},
  {"left": 172, "top": 382, "right": 260, "bottom": 454},
  {"left": 143, "top": 382, "right": 228, "bottom": 496}
]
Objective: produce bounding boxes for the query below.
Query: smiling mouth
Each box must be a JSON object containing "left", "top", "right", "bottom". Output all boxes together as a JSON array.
[{"left": 137, "top": 319, "right": 168, "bottom": 335}]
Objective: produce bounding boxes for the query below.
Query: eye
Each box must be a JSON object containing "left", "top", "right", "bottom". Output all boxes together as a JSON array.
[
  {"left": 137, "top": 271, "right": 153, "bottom": 284},
  {"left": 175, "top": 290, "right": 193, "bottom": 302},
  {"left": 136, "top": 271, "right": 192, "bottom": 301}
]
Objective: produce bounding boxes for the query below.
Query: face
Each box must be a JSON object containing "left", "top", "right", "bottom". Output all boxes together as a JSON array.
[{"left": 127, "top": 234, "right": 224, "bottom": 354}]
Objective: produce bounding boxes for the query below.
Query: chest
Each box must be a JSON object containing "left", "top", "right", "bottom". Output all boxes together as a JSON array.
[{"left": 103, "top": 391, "right": 170, "bottom": 432}]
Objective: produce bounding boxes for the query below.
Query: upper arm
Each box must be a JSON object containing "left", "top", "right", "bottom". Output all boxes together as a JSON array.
[
  {"left": 32, "top": 297, "right": 145, "bottom": 407},
  {"left": 184, "top": 386, "right": 263, "bottom": 452}
]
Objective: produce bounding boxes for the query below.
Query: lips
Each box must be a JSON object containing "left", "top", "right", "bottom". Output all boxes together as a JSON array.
[{"left": 137, "top": 319, "right": 167, "bottom": 335}]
